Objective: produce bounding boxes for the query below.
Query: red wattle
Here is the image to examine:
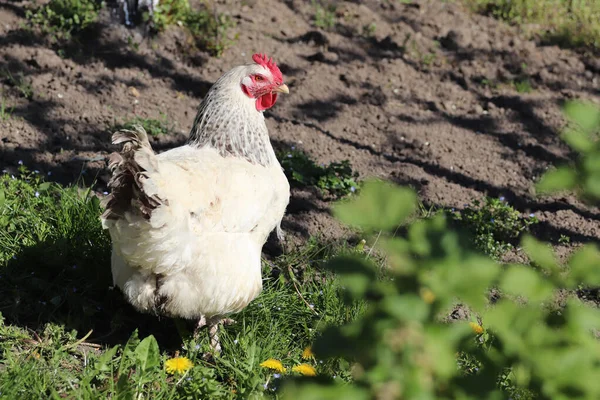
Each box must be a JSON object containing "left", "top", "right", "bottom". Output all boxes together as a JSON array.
[{"left": 255, "top": 93, "right": 278, "bottom": 111}]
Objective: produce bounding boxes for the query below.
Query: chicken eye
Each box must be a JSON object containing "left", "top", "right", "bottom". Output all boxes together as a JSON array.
[{"left": 254, "top": 75, "right": 264, "bottom": 82}]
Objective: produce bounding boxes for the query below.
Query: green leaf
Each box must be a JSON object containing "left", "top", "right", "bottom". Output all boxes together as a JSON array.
[
  {"left": 428, "top": 255, "right": 498, "bottom": 310},
  {"left": 563, "top": 101, "right": 600, "bottom": 132},
  {"left": 536, "top": 166, "right": 577, "bottom": 194},
  {"left": 333, "top": 179, "right": 417, "bottom": 231},
  {"left": 324, "top": 256, "right": 376, "bottom": 298},
  {"left": 115, "top": 374, "right": 134, "bottom": 400},
  {"left": 282, "top": 381, "right": 370, "bottom": 400},
  {"left": 425, "top": 325, "right": 469, "bottom": 379},
  {"left": 0, "top": 189, "right": 5, "bottom": 209},
  {"left": 561, "top": 127, "right": 595, "bottom": 153},
  {"left": 324, "top": 255, "right": 376, "bottom": 277},
  {"left": 134, "top": 335, "right": 160, "bottom": 373},
  {"left": 91, "top": 195, "right": 101, "bottom": 209},
  {"left": 381, "top": 294, "right": 429, "bottom": 321},
  {"left": 522, "top": 235, "right": 558, "bottom": 273},
  {"left": 567, "top": 299, "right": 600, "bottom": 334},
  {"left": 584, "top": 174, "right": 600, "bottom": 199},
  {"left": 500, "top": 264, "right": 554, "bottom": 302},
  {"left": 95, "top": 345, "right": 119, "bottom": 373},
  {"left": 38, "top": 182, "right": 52, "bottom": 192},
  {"left": 583, "top": 156, "right": 600, "bottom": 173},
  {"left": 118, "top": 330, "right": 139, "bottom": 376},
  {"left": 568, "top": 244, "right": 600, "bottom": 286}
]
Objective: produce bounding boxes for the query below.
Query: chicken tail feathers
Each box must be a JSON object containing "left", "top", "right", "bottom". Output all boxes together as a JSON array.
[{"left": 101, "top": 125, "right": 166, "bottom": 221}]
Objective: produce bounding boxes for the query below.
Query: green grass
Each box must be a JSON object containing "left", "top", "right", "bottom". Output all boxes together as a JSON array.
[
  {"left": 0, "top": 168, "right": 365, "bottom": 397},
  {"left": 116, "top": 114, "right": 174, "bottom": 136},
  {"left": 0, "top": 96, "right": 13, "bottom": 121},
  {"left": 464, "top": 0, "right": 600, "bottom": 49},
  {"left": 277, "top": 147, "right": 359, "bottom": 198},
  {"left": 2, "top": 69, "right": 34, "bottom": 100}
]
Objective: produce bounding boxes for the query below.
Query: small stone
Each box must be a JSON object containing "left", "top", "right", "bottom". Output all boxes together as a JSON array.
[{"left": 129, "top": 87, "right": 140, "bottom": 97}]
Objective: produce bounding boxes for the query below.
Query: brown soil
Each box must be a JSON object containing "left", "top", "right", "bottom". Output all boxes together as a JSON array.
[{"left": 1, "top": 0, "right": 599, "bottom": 249}]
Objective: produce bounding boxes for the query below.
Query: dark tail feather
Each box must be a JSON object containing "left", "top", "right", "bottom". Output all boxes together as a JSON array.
[{"left": 101, "top": 125, "right": 164, "bottom": 221}]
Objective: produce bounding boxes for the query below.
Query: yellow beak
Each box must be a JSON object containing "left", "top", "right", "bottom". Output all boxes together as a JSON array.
[{"left": 273, "top": 84, "right": 289, "bottom": 94}]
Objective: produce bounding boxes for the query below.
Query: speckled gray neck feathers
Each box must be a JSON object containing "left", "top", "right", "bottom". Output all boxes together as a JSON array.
[{"left": 188, "top": 66, "right": 277, "bottom": 167}]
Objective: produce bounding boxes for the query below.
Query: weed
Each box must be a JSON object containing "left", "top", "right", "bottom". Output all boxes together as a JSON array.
[
  {"left": 362, "top": 23, "right": 377, "bottom": 37},
  {"left": 26, "top": 0, "right": 102, "bottom": 41},
  {"left": 408, "top": 39, "right": 438, "bottom": 67},
  {"left": 185, "top": 7, "right": 235, "bottom": 57},
  {"left": 277, "top": 147, "right": 359, "bottom": 197},
  {"left": 147, "top": 0, "right": 234, "bottom": 57},
  {"left": 145, "top": 0, "right": 190, "bottom": 30},
  {"left": 448, "top": 197, "right": 538, "bottom": 259},
  {"left": 559, "top": 234, "right": 571, "bottom": 245},
  {"left": 312, "top": 0, "right": 336, "bottom": 31},
  {"left": 127, "top": 35, "right": 141, "bottom": 51},
  {"left": 117, "top": 114, "right": 173, "bottom": 136},
  {"left": 2, "top": 70, "right": 34, "bottom": 100},
  {"left": 421, "top": 52, "right": 437, "bottom": 66},
  {"left": 464, "top": 0, "right": 600, "bottom": 49},
  {"left": 0, "top": 96, "right": 13, "bottom": 121},
  {"left": 479, "top": 78, "right": 499, "bottom": 89},
  {"left": 513, "top": 78, "right": 533, "bottom": 93}
]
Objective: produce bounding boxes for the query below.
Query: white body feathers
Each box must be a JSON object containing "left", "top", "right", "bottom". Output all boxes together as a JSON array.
[{"left": 101, "top": 63, "right": 290, "bottom": 320}]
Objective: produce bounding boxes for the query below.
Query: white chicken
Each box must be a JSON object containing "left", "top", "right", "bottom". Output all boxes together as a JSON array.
[{"left": 101, "top": 54, "right": 290, "bottom": 352}]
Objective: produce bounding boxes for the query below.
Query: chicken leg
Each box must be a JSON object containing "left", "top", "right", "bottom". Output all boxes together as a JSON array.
[{"left": 195, "top": 316, "right": 235, "bottom": 354}]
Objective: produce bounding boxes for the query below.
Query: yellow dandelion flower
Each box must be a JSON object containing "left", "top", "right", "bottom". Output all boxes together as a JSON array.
[
  {"left": 302, "top": 346, "right": 314, "bottom": 360},
  {"left": 292, "top": 364, "right": 317, "bottom": 377},
  {"left": 420, "top": 288, "right": 436, "bottom": 304},
  {"left": 165, "top": 357, "right": 193, "bottom": 374},
  {"left": 260, "top": 358, "right": 286, "bottom": 373},
  {"left": 469, "top": 322, "right": 484, "bottom": 335}
]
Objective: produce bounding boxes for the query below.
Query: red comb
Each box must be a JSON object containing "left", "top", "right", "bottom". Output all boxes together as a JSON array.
[{"left": 252, "top": 53, "right": 283, "bottom": 83}]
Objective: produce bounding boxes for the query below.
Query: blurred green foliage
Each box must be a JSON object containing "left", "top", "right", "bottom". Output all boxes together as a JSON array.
[
  {"left": 147, "top": 0, "right": 234, "bottom": 57},
  {"left": 537, "top": 101, "right": 600, "bottom": 202},
  {"left": 27, "top": 0, "right": 102, "bottom": 41},
  {"left": 282, "top": 179, "right": 600, "bottom": 399}
]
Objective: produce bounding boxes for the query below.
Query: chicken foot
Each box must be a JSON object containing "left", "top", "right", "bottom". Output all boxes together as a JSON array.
[{"left": 194, "top": 316, "right": 235, "bottom": 354}]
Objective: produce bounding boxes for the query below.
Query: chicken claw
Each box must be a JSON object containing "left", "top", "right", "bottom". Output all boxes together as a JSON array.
[{"left": 195, "top": 316, "right": 236, "bottom": 355}]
